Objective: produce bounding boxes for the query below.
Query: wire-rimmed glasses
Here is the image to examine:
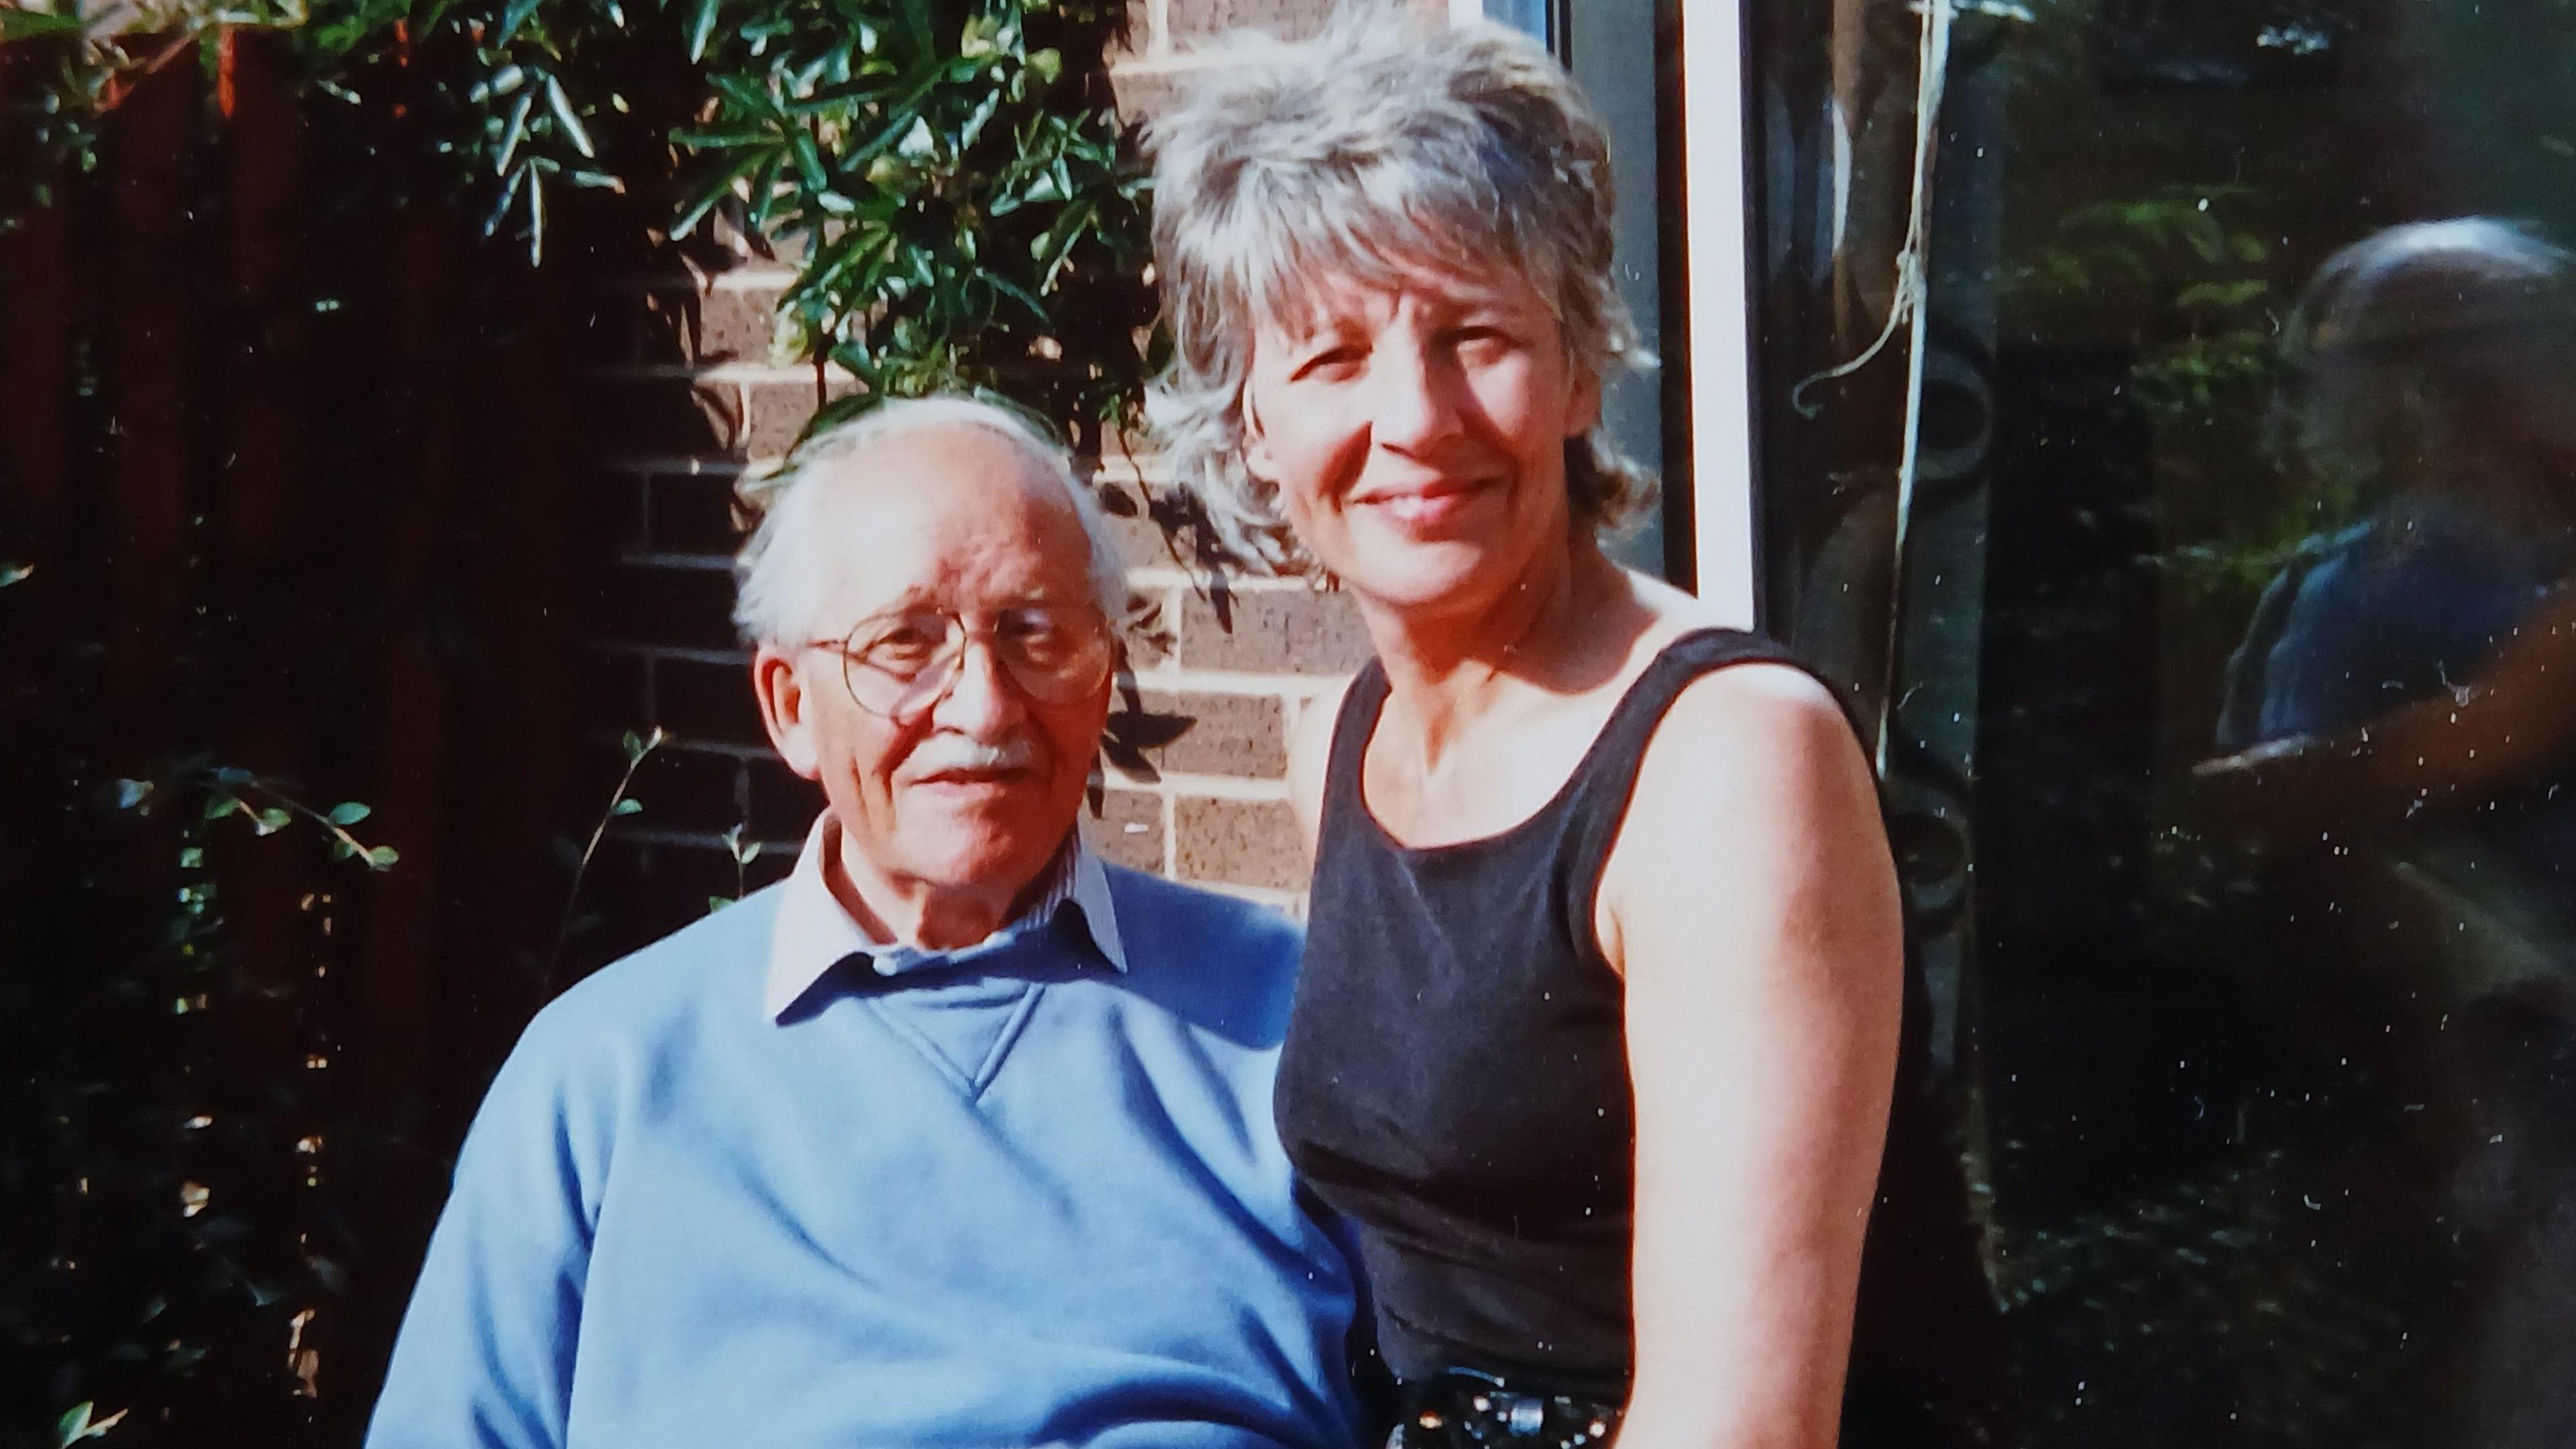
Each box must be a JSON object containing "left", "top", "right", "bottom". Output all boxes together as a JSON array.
[{"left": 810, "top": 603, "right": 1115, "bottom": 720}]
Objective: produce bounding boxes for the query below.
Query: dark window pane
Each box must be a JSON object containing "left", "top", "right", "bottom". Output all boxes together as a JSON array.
[{"left": 1752, "top": 1, "right": 2576, "bottom": 1444}]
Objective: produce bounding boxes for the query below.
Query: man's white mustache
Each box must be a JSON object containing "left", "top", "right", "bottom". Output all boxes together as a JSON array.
[{"left": 908, "top": 735, "right": 1039, "bottom": 775}]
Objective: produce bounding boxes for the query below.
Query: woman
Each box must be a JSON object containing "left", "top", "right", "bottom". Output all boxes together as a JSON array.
[{"left": 1146, "top": 13, "right": 1904, "bottom": 1449}]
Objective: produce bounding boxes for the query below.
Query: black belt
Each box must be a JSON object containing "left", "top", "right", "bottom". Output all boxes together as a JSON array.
[{"left": 1389, "top": 1368, "right": 1624, "bottom": 1449}]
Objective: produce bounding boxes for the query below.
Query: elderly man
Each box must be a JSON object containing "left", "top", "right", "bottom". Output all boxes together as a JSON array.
[{"left": 368, "top": 397, "right": 1364, "bottom": 1448}]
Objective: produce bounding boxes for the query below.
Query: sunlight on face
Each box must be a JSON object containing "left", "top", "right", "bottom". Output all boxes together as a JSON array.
[
  {"left": 790, "top": 426, "right": 1113, "bottom": 897},
  {"left": 1241, "top": 262, "right": 1601, "bottom": 619}
]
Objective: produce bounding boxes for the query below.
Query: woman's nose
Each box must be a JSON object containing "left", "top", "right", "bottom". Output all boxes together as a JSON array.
[{"left": 1369, "top": 343, "right": 1464, "bottom": 453}]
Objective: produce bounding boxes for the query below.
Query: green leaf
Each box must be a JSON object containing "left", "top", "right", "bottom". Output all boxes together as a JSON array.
[
  {"left": 621, "top": 729, "right": 645, "bottom": 763},
  {"left": 113, "top": 778, "right": 153, "bottom": 809},
  {"left": 611, "top": 796, "right": 644, "bottom": 816},
  {"left": 254, "top": 808, "right": 291, "bottom": 837},
  {"left": 496, "top": 91, "right": 536, "bottom": 176},
  {"left": 327, "top": 801, "right": 372, "bottom": 826},
  {"left": 204, "top": 796, "right": 244, "bottom": 822},
  {"left": 706, "top": 71, "right": 784, "bottom": 117},
  {"left": 686, "top": 0, "right": 720, "bottom": 62},
  {"left": 708, "top": 894, "right": 735, "bottom": 912},
  {"left": 56, "top": 1402, "right": 92, "bottom": 1446},
  {"left": 0, "top": 560, "right": 32, "bottom": 586},
  {"left": 1034, "top": 195, "right": 1097, "bottom": 291},
  {"left": 790, "top": 129, "right": 828, "bottom": 189},
  {"left": 527, "top": 162, "right": 547, "bottom": 266},
  {"left": 496, "top": 0, "right": 541, "bottom": 46},
  {"left": 364, "top": 845, "right": 401, "bottom": 869},
  {"left": 545, "top": 74, "right": 596, "bottom": 158},
  {"left": 2, "top": 9, "right": 87, "bottom": 39},
  {"left": 670, "top": 148, "right": 771, "bottom": 239},
  {"left": 482, "top": 162, "right": 529, "bottom": 238}
]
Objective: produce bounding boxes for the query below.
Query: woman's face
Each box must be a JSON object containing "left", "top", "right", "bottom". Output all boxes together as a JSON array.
[{"left": 1240, "top": 263, "right": 1601, "bottom": 618}]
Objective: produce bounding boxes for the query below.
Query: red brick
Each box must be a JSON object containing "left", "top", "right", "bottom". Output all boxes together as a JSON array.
[
  {"left": 577, "top": 649, "right": 653, "bottom": 726},
  {"left": 574, "top": 297, "right": 639, "bottom": 367},
  {"left": 602, "top": 562, "right": 740, "bottom": 652},
  {"left": 1175, "top": 586, "right": 1371, "bottom": 674},
  {"left": 1175, "top": 796, "right": 1303, "bottom": 890},
  {"left": 586, "top": 374, "right": 741, "bottom": 455},
  {"left": 580, "top": 470, "right": 648, "bottom": 553},
  {"left": 1090, "top": 474, "right": 1172, "bottom": 572},
  {"left": 741, "top": 376, "right": 826, "bottom": 458},
  {"left": 1111, "top": 66, "right": 1192, "bottom": 122},
  {"left": 1089, "top": 787, "right": 1164, "bottom": 872},
  {"left": 1165, "top": 0, "right": 1339, "bottom": 45},
  {"left": 652, "top": 653, "right": 765, "bottom": 747},
  {"left": 693, "top": 284, "right": 786, "bottom": 366},
  {"left": 746, "top": 756, "right": 822, "bottom": 841},
  {"left": 645, "top": 470, "right": 748, "bottom": 555},
  {"left": 628, "top": 743, "right": 749, "bottom": 837},
  {"left": 636, "top": 288, "right": 689, "bottom": 367},
  {"left": 1116, "top": 587, "right": 1175, "bottom": 671},
  {"left": 1125, "top": 689, "right": 1285, "bottom": 777}
]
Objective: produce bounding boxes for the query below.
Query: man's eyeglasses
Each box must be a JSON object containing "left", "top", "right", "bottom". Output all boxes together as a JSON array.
[{"left": 809, "top": 604, "right": 1115, "bottom": 720}]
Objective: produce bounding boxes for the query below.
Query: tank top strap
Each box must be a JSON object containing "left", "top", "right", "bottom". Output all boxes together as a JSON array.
[
  {"left": 1554, "top": 628, "right": 1807, "bottom": 922},
  {"left": 1319, "top": 659, "right": 1394, "bottom": 841}
]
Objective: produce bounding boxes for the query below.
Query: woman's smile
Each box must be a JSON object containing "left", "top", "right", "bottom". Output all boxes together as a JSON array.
[{"left": 1351, "top": 473, "right": 1502, "bottom": 531}]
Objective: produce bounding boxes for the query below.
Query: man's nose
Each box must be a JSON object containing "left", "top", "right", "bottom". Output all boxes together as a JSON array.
[{"left": 926, "top": 635, "right": 1028, "bottom": 735}]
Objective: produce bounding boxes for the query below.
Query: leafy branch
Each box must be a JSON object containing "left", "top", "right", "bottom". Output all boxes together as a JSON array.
[
  {"left": 544, "top": 725, "right": 663, "bottom": 987},
  {"left": 5, "top": 0, "right": 1157, "bottom": 448}
]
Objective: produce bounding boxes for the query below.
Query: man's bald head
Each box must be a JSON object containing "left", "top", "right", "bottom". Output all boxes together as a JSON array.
[{"left": 733, "top": 396, "right": 1129, "bottom": 649}]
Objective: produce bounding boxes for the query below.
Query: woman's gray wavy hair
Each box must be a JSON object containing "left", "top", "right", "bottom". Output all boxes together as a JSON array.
[{"left": 1144, "top": 7, "right": 1656, "bottom": 575}]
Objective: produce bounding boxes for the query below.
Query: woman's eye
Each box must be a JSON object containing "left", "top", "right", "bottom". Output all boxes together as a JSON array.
[{"left": 1290, "top": 346, "right": 1364, "bottom": 381}]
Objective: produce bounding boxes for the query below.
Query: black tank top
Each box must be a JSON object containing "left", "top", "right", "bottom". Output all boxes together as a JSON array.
[{"left": 1275, "top": 627, "right": 1807, "bottom": 1397}]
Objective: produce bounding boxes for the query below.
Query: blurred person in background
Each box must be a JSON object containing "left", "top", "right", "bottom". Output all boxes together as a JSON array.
[{"left": 2200, "top": 218, "right": 2576, "bottom": 1447}]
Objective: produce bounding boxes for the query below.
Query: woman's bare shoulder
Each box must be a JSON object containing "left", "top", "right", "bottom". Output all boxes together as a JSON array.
[{"left": 1638, "top": 660, "right": 1867, "bottom": 810}]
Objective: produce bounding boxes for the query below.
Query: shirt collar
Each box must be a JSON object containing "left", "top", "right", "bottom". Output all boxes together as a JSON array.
[{"left": 763, "top": 811, "right": 1129, "bottom": 1021}]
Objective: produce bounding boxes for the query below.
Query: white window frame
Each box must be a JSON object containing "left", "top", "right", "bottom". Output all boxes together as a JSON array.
[
  {"left": 1451, "top": 0, "right": 1761, "bottom": 623},
  {"left": 1675, "top": 0, "right": 1758, "bottom": 625}
]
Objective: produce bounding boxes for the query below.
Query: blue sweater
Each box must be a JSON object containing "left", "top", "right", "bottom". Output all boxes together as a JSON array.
[{"left": 368, "top": 865, "right": 1364, "bottom": 1449}]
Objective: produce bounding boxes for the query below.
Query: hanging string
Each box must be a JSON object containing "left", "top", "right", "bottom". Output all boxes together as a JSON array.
[{"left": 1789, "top": 0, "right": 1960, "bottom": 421}]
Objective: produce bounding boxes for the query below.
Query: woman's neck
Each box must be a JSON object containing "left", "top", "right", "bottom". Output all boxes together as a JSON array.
[{"left": 1360, "top": 536, "right": 1639, "bottom": 764}]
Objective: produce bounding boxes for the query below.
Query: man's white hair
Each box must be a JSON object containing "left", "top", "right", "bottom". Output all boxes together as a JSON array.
[
  {"left": 1143, "top": 6, "right": 1656, "bottom": 574},
  {"left": 731, "top": 395, "right": 1130, "bottom": 647}
]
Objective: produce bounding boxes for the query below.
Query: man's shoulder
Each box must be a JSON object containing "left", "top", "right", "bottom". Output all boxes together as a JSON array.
[
  {"left": 509, "top": 885, "right": 782, "bottom": 1073},
  {"left": 1099, "top": 865, "right": 1305, "bottom": 1044},
  {"left": 1103, "top": 864, "right": 1300, "bottom": 958}
]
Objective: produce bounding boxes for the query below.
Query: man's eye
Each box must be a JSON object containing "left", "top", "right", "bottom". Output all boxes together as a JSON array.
[
  {"left": 1001, "top": 612, "right": 1071, "bottom": 661},
  {"left": 857, "top": 624, "right": 944, "bottom": 670}
]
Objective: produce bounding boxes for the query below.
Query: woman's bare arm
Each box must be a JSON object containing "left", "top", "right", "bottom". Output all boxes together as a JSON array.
[
  {"left": 1600, "top": 665, "right": 1903, "bottom": 1449},
  {"left": 2191, "top": 582, "right": 2576, "bottom": 839}
]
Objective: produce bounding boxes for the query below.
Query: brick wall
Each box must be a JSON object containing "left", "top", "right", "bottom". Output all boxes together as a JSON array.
[{"left": 581, "top": 0, "right": 1432, "bottom": 932}]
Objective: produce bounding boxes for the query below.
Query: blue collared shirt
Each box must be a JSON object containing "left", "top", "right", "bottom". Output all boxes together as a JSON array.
[{"left": 368, "top": 815, "right": 1364, "bottom": 1449}]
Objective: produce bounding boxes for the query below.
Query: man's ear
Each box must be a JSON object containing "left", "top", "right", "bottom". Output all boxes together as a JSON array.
[{"left": 753, "top": 645, "right": 824, "bottom": 780}]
